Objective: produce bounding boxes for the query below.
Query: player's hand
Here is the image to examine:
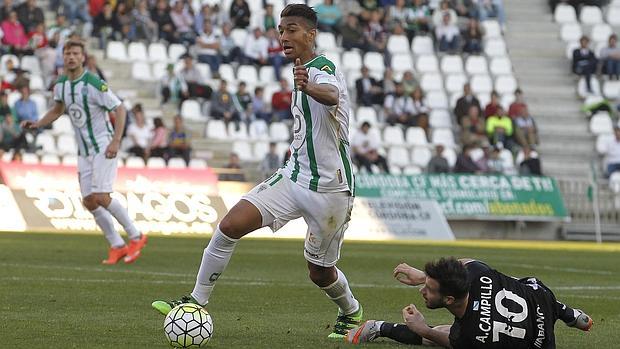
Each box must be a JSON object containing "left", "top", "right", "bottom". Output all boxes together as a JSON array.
[
  {"left": 105, "top": 140, "right": 120, "bottom": 159},
  {"left": 294, "top": 58, "right": 309, "bottom": 91},
  {"left": 402, "top": 304, "right": 426, "bottom": 333},
  {"left": 20, "top": 120, "right": 38, "bottom": 130},
  {"left": 393, "top": 263, "right": 426, "bottom": 286}
]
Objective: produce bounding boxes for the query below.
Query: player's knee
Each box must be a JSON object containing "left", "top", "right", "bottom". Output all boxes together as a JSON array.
[
  {"left": 94, "top": 193, "right": 111, "bottom": 207},
  {"left": 307, "top": 264, "right": 336, "bottom": 287},
  {"left": 82, "top": 196, "right": 98, "bottom": 211},
  {"left": 218, "top": 215, "right": 240, "bottom": 238}
]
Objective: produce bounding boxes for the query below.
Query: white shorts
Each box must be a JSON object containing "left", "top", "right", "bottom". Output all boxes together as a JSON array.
[
  {"left": 242, "top": 172, "right": 354, "bottom": 267},
  {"left": 78, "top": 152, "right": 118, "bottom": 197}
]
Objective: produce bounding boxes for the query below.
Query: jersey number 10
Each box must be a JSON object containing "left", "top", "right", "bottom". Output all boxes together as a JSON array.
[{"left": 492, "top": 289, "right": 528, "bottom": 342}]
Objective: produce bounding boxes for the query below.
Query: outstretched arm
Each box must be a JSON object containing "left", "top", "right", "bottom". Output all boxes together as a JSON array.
[{"left": 21, "top": 101, "right": 65, "bottom": 129}]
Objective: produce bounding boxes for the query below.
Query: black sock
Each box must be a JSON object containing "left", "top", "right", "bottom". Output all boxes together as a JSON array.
[{"left": 380, "top": 322, "right": 423, "bottom": 345}]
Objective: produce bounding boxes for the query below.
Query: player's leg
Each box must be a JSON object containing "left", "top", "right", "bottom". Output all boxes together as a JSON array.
[{"left": 346, "top": 321, "right": 450, "bottom": 346}]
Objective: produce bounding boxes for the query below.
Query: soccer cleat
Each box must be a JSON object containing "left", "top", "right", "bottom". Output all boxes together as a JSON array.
[
  {"left": 567, "top": 309, "right": 593, "bottom": 331},
  {"left": 102, "top": 246, "right": 128, "bottom": 265},
  {"left": 345, "top": 320, "right": 382, "bottom": 344},
  {"left": 123, "top": 234, "right": 148, "bottom": 264},
  {"left": 152, "top": 295, "right": 201, "bottom": 316},
  {"left": 328, "top": 304, "right": 363, "bottom": 339}
]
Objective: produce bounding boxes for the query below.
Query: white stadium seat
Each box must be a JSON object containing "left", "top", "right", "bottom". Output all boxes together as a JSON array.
[
  {"left": 484, "top": 39, "right": 507, "bottom": 58},
  {"left": 1, "top": 54, "right": 19, "bottom": 72},
  {"left": 596, "top": 134, "right": 615, "bottom": 154},
  {"left": 148, "top": 42, "right": 168, "bottom": 62},
  {"left": 577, "top": 77, "right": 601, "bottom": 98},
  {"left": 233, "top": 141, "right": 253, "bottom": 161},
  {"left": 416, "top": 55, "right": 439, "bottom": 73},
  {"left": 259, "top": 66, "right": 276, "bottom": 83},
  {"left": 429, "top": 109, "right": 453, "bottom": 128},
  {"left": 7, "top": 91, "right": 22, "bottom": 108},
  {"left": 560, "top": 23, "right": 582, "bottom": 42},
  {"left": 21, "top": 55, "right": 41, "bottom": 74},
  {"left": 489, "top": 57, "right": 513, "bottom": 76},
  {"left": 106, "top": 41, "right": 127, "bottom": 61},
  {"left": 565, "top": 41, "right": 580, "bottom": 59},
  {"left": 181, "top": 100, "right": 203, "bottom": 121},
  {"left": 412, "top": 36, "right": 434, "bottom": 55},
  {"left": 363, "top": 52, "right": 385, "bottom": 73},
  {"left": 29, "top": 74, "right": 45, "bottom": 91},
  {"left": 269, "top": 122, "right": 290, "bottom": 142},
  {"left": 206, "top": 120, "right": 228, "bottom": 140},
  {"left": 189, "top": 158, "right": 208, "bottom": 169},
  {"left": 390, "top": 165, "right": 403, "bottom": 175},
  {"left": 62, "top": 154, "right": 78, "bottom": 166},
  {"left": 147, "top": 157, "right": 166, "bottom": 169},
  {"left": 607, "top": 7, "right": 620, "bottom": 26},
  {"left": 554, "top": 4, "right": 577, "bottom": 24},
  {"left": 56, "top": 134, "right": 77, "bottom": 156},
  {"left": 316, "top": 32, "right": 338, "bottom": 52},
  {"left": 420, "top": 73, "right": 444, "bottom": 92},
  {"left": 445, "top": 73, "right": 468, "bottom": 94},
  {"left": 494, "top": 75, "right": 518, "bottom": 95},
  {"left": 465, "top": 56, "right": 488, "bottom": 75},
  {"left": 402, "top": 165, "right": 422, "bottom": 175},
  {"left": 249, "top": 119, "right": 270, "bottom": 141},
  {"left": 405, "top": 126, "right": 429, "bottom": 146},
  {"left": 167, "top": 158, "right": 187, "bottom": 169},
  {"left": 469, "top": 147, "right": 484, "bottom": 162},
  {"left": 425, "top": 91, "right": 449, "bottom": 109},
  {"left": 391, "top": 53, "right": 414, "bottom": 74},
  {"left": 382, "top": 125, "right": 405, "bottom": 146},
  {"left": 431, "top": 128, "right": 455, "bottom": 147},
  {"left": 40, "top": 154, "right": 60, "bottom": 165},
  {"left": 21, "top": 153, "right": 39, "bottom": 164},
  {"left": 231, "top": 28, "right": 248, "bottom": 47},
  {"left": 219, "top": 64, "right": 236, "bottom": 83},
  {"left": 30, "top": 93, "right": 47, "bottom": 114},
  {"left": 387, "top": 35, "right": 410, "bottom": 54},
  {"left": 237, "top": 65, "right": 259, "bottom": 85},
  {"left": 470, "top": 74, "right": 493, "bottom": 95},
  {"left": 579, "top": 5, "right": 603, "bottom": 25},
  {"left": 482, "top": 20, "right": 502, "bottom": 39},
  {"left": 152, "top": 62, "right": 167, "bottom": 80},
  {"left": 125, "top": 156, "right": 145, "bottom": 168},
  {"left": 342, "top": 50, "right": 362, "bottom": 72},
  {"left": 411, "top": 147, "right": 432, "bottom": 168},
  {"left": 36, "top": 133, "right": 57, "bottom": 155},
  {"left": 128, "top": 42, "right": 148, "bottom": 61},
  {"left": 253, "top": 141, "right": 269, "bottom": 159},
  {"left": 589, "top": 112, "right": 613, "bottom": 134},
  {"left": 590, "top": 24, "right": 612, "bottom": 44},
  {"left": 168, "top": 44, "right": 187, "bottom": 62},
  {"left": 443, "top": 147, "right": 457, "bottom": 167},
  {"left": 440, "top": 55, "right": 464, "bottom": 74},
  {"left": 131, "top": 62, "right": 153, "bottom": 81},
  {"left": 323, "top": 51, "right": 341, "bottom": 71},
  {"left": 499, "top": 149, "right": 516, "bottom": 175},
  {"left": 53, "top": 116, "right": 73, "bottom": 136},
  {"left": 602, "top": 81, "right": 620, "bottom": 99},
  {"left": 227, "top": 122, "right": 249, "bottom": 140},
  {"left": 356, "top": 107, "right": 378, "bottom": 126},
  {"left": 388, "top": 146, "right": 410, "bottom": 167}
]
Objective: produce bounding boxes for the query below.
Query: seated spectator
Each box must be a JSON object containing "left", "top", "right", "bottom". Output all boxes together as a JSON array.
[
  {"left": 126, "top": 105, "right": 151, "bottom": 160},
  {"left": 0, "top": 91, "right": 12, "bottom": 120},
  {"left": 219, "top": 22, "right": 242, "bottom": 64},
  {"left": 262, "top": 4, "right": 276, "bottom": 31},
  {"left": 179, "top": 54, "right": 213, "bottom": 100},
  {"left": 401, "top": 70, "right": 418, "bottom": 96},
  {"left": 0, "top": 0, "right": 13, "bottom": 22},
  {"left": 233, "top": 81, "right": 253, "bottom": 124},
  {"left": 219, "top": 152, "right": 246, "bottom": 181},
  {"left": 210, "top": 79, "right": 240, "bottom": 126},
  {"left": 355, "top": 66, "right": 383, "bottom": 107},
  {"left": 14, "top": 86, "right": 37, "bottom": 124},
  {"left": 432, "top": 0, "right": 458, "bottom": 27},
  {"left": 384, "top": 82, "right": 416, "bottom": 126},
  {"left": 27, "top": 23, "right": 48, "bottom": 50},
  {"left": 475, "top": 0, "right": 506, "bottom": 30},
  {"left": 230, "top": 0, "right": 250, "bottom": 29},
  {"left": 410, "top": 0, "right": 431, "bottom": 36},
  {"left": 455, "top": 83, "right": 482, "bottom": 124},
  {"left": 600, "top": 34, "right": 620, "bottom": 81},
  {"left": 1, "top": 10, "right": 31, "bottom": 55},
  {"left": 604, "top": 126, "right": 620, "bottom": 177},
  {"left": 147, "top": 117, "right": 168, "bottom": 159},
  {"left": 167, "top": 115, "right": 192, "bottom": 166},
  {"left": 258, "top": 142, "right": 281, "bottom": 179},
  {"left": 114, "top": 2, "right": 133, "bottom": 41},
  {"left": 435, "top": 11, "right": 460, "bottom": 53},
  {"left": 132, "top": 0, "right": 158, "bottom": 43},
  {"left": 454, "top": 144, "right": 482, "bottom": 173},
  {"left": 151, "top": 0, "right": 176, "bottom": 44},
  {"left": 1, "top": 114, "right": 27, "bottom": 155},
  {"left": 427, "top": 144, "right": 451, "bottom": 173},
  {"left": 572, "top": 35, "right": 597, "bottom": 93},
  {"left": 411, "top": 86, "right": 430, "bottom": 134},
  {"left": 519, "top": 146, "right": 542, "bottom": 176},
  {"left": 351, "top": 121, "right": 389, "bottom": 174},
  {"left": 514, "top": 106, "right": 538, "bottom": 148},
  {"left": 85, "top": 55, "right": 106, "bottom": 81},
  {"left": 252, "top": 87, "right": 272, "bottom": 123},
  {"left": 61, "top": 0, "right": 91, "bottom": 32},
  {"left": 93, "top": 1, "right": 121, "bottom": 49},
  {"left": 486, "top": 106, "right": 516, "bottom": 150},
  {"left": 364, "top": 10, "right": 388, "bottom": 54},
  {"left": 315, "top": 0, "right": 342, "bottom": 34},
  {"left": 484, "top": 90, "right": 500, "bottom": 118},
  {"left": 266, "top": 28, "right": 285, "bottom": 81},
  {"left": 271, "top": 78, "right": 293, "bottom": 121},
  {"left": 170, "top": 0, "right": 196, "bottom": 45},
  {"left": 462, "top": 18, "right": 484, "bottom": 54},
  {"left": 508, "top": 88, "right": 527, "bottom": 118},
  {"left": 460, "top": 104, "right": 487, "bottom": 145},
  {"left": 243, "top": 27, "right": 269, "bottom": 66},
  {"left": 196, "top": 21, "right": 221, "bottom": 78},
  {"left": 339, "top": 14, "right": 367, "bottom": 52},
  {"left": 486, "top": 146, "right": 505, "bottom": 174},
  {"left": 386, "top": 0, "right": 413, "bottom": 33},
  {"left": 160, "top": 63, "right": 189, "bottom": 107}
]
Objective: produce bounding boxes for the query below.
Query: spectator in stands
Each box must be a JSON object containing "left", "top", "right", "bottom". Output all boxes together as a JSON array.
[
  {"left": 27, "top": 23, "right": 48, "bottom": 51},
  {"left": 147, "top": 117, "right": 168, "bottom": 160},
  {"left": 600, "top": 34, "right": 620, "bottom": 81},
  {"left": 92, "top": 2, "right": 120, "bottom": 49},
  {"left": 85, "top": 55, "right": 106, "bottom": 81},
  {"left": 352, "top": 121, "right": 389, "bottom": 174},
  {"left": 132, "top": 0, "right": 158, "bottom": 43},
  {"left": 115, "top": 2, "right": 133, "bottom": 41},
  {"left": 160, "top": 63, "right": 189, "bottom": 107},
  {"left": 258, "top": 142, "right": 281, "bottom": 179},
  {"left": 170, "top": 0, "right": 196, "bottom": 45},
  {"left": 514, "top": 106, "right": 539, "bottom": 148},
  {"left": 484, "top": 90, "right": 500, "bottom": 118},
  {"left": 126, "top": 104, "right": 151, "bottom": 160},
  {"left": 229, "top": 0, "right": 251, "bottom": 29},
  {"left": 572, "top": 35, "right": 597, "bottom": 93},
  {"left": 219, "top": 22, "right": 242, "bottom": 65},
  {"left": 519, "top": 146, "right": 542, "bottom": 176},
  {"left": 384, "top": 82, "right": 416, "bottom": 127},
  {"left": 180, "top": 54, "right": 212, "bottom": 100},
  {"left": 355, "top": 66, "right": 383, "bottom": 107},
  {"left": 62, "top": 0, "right": 91, "bottom": 31},
  {"left": 252, "top": 87, "right": 272, "bottom": 123},
  {"left": 210, "top": 79, "right": 240, "bottom": 126},
  {"left": 486, "top": 106, "right": 516, "bottom": 150},
  {"left": 243, "top": 27, "right": 269, "bottom": 67},
  {"left": 233, "top": 81, "right": 253, "bottom": 124},
  {"left": 14, "top": 86, "right": 37, "bottom": 124},
  {"left": 263, "top": 4, "right": 276, "bottom": 31},
  {"left": 462, "top": 18, "right": 484, "bottom": 54},
  {"left": 339, "top": 13, "right": 367, "bottom": 52},
  {"left": 604, "top": 126, "right": 620, "bottom": 177},
  {"left": 411, "top": 86, "right": 430, "bottom": 134},
  {"left": 271, "top": 78, "right": 293, "bottom": 121},
  {"left": 219, "top": 152, "right": 246, "bottom": 181},
  {"left": 266, "top": 28, "right": 285, "bottom": 81},
  {"left": 454, "top": 144, "right": 482, "bottom": 173},
  {"left": 0, "top": 0, "right": 13, "bottom": 22},
  {"left": 196, "top": 21, "right": 221, "bottom": 78},
  {"left": 485, "top": 146, "right": 505, "bottom": 174},
  {"left": 0, "top": 91, "right": 12, "bottom": 120},
  {"left": 168, "top": 115, "right": 192, "bottom": 166},
  {"left": 508, "top": 88, "right": 527, "bottom": 118},
  {"left": 410, "top": 0, "right": 432, "bottom": 37},
  {"left": 454, "top": 83, "right": 482, "bottom": 124},
  {"left": 432, "top": 0, "right": 458, "bottom": 27},
  {"left": 1, "top": 113, "right": 27, "bottom": 154},
  {"left": 435, "top": 12, "right": 461, "bottom": 53},
  {"left": 475, "top": 0, "right": 506, "bottom": 30},
  {"left": 315, "top": 0, "right": 342, "bottom": 34},
  {"left": 386, "top": 0, "right": 413, "bottom": 34},
  {"left": 364, "top": 10, "right": 388, "bottom": 54},
  {"left": 381, "top": 68, "right": 396, "bottom": 96},
  {"left": 151, "top": 0, "right": 176, "bottom": 43},
  {"left": 16, "top": 0, "right": 44, "bottom": 33},
  {"left": 427, "top": 144, "right": 451, "bottom": 173},
  {"left": 461, "top": 104, "right": 487, "bottom": 145},
  {"left": 401, "top": 70, "right": 418, "bottom": 96},
  {"left": 1, "top": 10, "right": 31, "bottom": 55}
]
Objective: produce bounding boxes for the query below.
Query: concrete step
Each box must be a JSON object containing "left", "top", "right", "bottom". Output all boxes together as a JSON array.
[{"left": 530, "top": 104, "right": 583, "bottom": 116}]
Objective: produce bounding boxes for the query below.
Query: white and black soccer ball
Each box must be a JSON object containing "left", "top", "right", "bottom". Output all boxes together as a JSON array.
[{"left": 164, "top": 303, "right": 213, "bottom": 348}]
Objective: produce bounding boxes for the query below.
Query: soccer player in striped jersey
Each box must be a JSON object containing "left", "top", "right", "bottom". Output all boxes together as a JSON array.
[
  {"left": 21, "top": 39, "right": 147, "bottom": 264},
  {"left": 152, "top": 4, "right": 363, "bottom": 338}
]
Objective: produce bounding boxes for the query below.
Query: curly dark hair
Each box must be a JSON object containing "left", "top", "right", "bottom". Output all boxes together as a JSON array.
[{"left": 424, "top": 257, "right": 469, "bottom": 299}]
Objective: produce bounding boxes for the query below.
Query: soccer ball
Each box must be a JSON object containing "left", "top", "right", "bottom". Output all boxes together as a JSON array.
[{"left": 164, "top": 303, "right": 213, "bottom": 348}]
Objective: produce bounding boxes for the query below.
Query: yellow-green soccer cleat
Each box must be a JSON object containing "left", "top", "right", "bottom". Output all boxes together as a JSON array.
[
  {"left": 328, "top": 304, "right": 363, "bottom": 339},
  {"left": 151, "top": 295, "right": 200, "bottom": 316}
]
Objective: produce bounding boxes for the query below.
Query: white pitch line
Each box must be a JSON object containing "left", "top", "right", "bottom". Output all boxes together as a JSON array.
[{"left": 501, "top": 263, "right": 615, "bottom": 276}]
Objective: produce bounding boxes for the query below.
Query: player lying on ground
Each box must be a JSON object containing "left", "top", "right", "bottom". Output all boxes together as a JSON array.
[
  {"left": 346, "top": 257, "right": 592, "bottom": 348},
  {"left": 153, "top": 4, "right": 363, "bottom": 338}
]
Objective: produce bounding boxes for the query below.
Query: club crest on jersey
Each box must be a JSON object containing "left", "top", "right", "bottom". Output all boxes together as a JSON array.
[{"left": 67, "top": 104, "right": 87, "bottom": 128}]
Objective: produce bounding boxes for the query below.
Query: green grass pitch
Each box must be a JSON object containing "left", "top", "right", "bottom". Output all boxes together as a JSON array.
[{"left": 1, "top": 232, "right": 619, "bottom": 348}]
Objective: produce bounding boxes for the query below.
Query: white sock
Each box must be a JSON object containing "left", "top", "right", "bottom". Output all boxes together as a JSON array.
[
  {"left": 92, "top": 207, "right": 125, "bottom": 248},
  {"left": 105, "top": 198, "right": 141, "bottom": 240},
  {"left": 321, "top": 267, "right": 360, "bottom": 315},
  {"left": 191, "top": 226, "right": 239, "bottom": 305}
]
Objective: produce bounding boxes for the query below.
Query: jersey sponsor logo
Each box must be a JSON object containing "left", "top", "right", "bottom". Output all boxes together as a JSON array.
[
  {"left": 534, "top": 305, "right": 546, "bottom": 348},
  {"left": 320, "top": 65, "right": 332, "bottom": 73},
  {"left": 67, "top": 104, "right": 87, "bottom": 128},
  {"left": 100, "top": 84, "right": 108, "bottom": 92}
]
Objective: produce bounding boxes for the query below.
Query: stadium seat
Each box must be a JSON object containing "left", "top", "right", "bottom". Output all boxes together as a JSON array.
[
  {"left": 317, "top": 32, "right": 338, "bottom": 52},
  {"left": 181, "top": 100, "right": 203, "bottom": 121},
  {"left": 412, "top": 36, "right": 434, "bottom": 55},
  {"left": 233, "top": 141, "right": 253, "bottom": 161},
  {"left": 206, "top": 120, "right": 228, "bottom": 140},
  {"left": 469, "top": 147, "right": 484, "bottom": 162},
  {"left": 440, "top": 55, "right": 464, "bottom": 74},
  {"left": 189, "top": 158, "right": 208, "bottom": 169},
  {"left": 444, "top": 73, "right": 468, "bottom": 94},
  {"left": 449, "top": 92, "right": 461, "bottom": 109},
  {"left": 56, "top": 134, "right": 77, "bottom": 156},
  {"left": 431, "top": 128, "right": 456, "bottom": 147},
  {"left": 386, "top": 35, "right": 410, "bottom": 54},
  {"left": 237, "top": 65, "right": 259, "bottom": 85},
  {"left": 276, "top": 142, "right": 289, "bottom": 158},
  {"left": 7, "top": 91, "right": 21, "bottom": 108},
  {"left": 167, "top": 158, "right": 187, "bottom": 169},
  {"left": 402, "top": 165, "right": 422, "bottom": 175},
  {"left": 29, "top": 74, "right": 45, "bottom": 91},
  {"left": 168, "top": 44, "right": 187, "bottom": 62},
  {"left": 388, "top": 146, "right": 410, "bottom": 167},
  {"left": 560, "top": 23, "right": 582, "bottom": 42},
  {"left": 106, "top": 41, "right": 128, "bottom": 61},
  {"left": 411, "top": 147, "right": 432, "bottom": 168},
  {"left": 391, "top": 53, "right": 414, "bottom": 74},
  {"left": 363, "top": 52, "right": 385, "bottom": 73},
  {"left": 579, "top": 5, "right": 603, "bottom": 25},
  {"left": 589, "top": 112, "right": 613, "bottom": 134},
  {"left": 356, "top": 106, "right": 378, "bottom": 126},
  {"left": 124, "top": 156, "right": 144, "bottom": 168},
  {"left": 425, "top": 91, "right": 449, "bottom": 109},
  {"left": 259, "top": 66, "right": 276, "bottom": 83},
  {"left": 577, "top": 77, "right": 601, "bottom": 98},
  {"left": 499, "top": 149, "right": 516, "bottom": 175},
  {"left": 565, "top": 41, "right": 580, "bottom": 59},
  {"left": 416, "top": 55, "right": 439, "bottom": 73},
  {"left": 484, "top": 39, "right": 507, "bottom": 58},
  {"left": 36, "top": 133, "right": 57, "bottom": 155},
  {"left": 501, "top": 93, "right": 516, "bottom": 110},
  {"left": 495, "top": 75, "right": 518, "bottom": 95},
  {"left": 131, "top": 62, "right": 153, "bottom": 81},
  {"left": 21, "top": 153, "right": 39, "bottom": 164},
  {"left": 382, "top": 125, "right": 405, "bottom": 146},
  {"left": 231, "top": 28, "right": 248, "bottom": 47},
  {"left": 606, "top": 7, "right": 620, "bottom": 26},
  {"left": 152, "top": 62, "right": 167, "bottom": 80},
  {"left": 465, "top": 56, "right": 488, "bottom": 75},
  {"left": 405, "top": 126, "right": 429, "bottom": 146},
  {"left": 128, "top": 42, "right": 148, "bottom": 61},
  {"left": 342, "top": 50, "right": 362, "bottom": 72},
  {"left": 253, "top": 141, "right": 269, "bottom": 159},
  {"left": 30, "top": 93, "right": 47, "bottom": 114},
  {"left": 610, "top": 172, "right": 620, "bottom": 193},
  {"left": 443, "top": 147, "right": 457, "bottom": 167},
  {"left": 61, "top": 154, "right": 78, "bottom": 166},
  {"left": 269, "top": 122, "right": 290, "bottom": 142},
  {"left": 515, "top": 149, "right": 539, "bottom": 166},
  {"left": 596, "top": 134, "right": 614, "bottom": 154},
  {"left": 390, "top": 165, "right": 403, "bottom": 175},
  {"left": 420, "top": 73, "right": 444, "bottom": 92},
  {"left": 146, "top": 157, "right": 166, "bottom": 169},
  {"left": 148, "top": 42, "right": 168, "bottom": 62},
  {"left": 1, "top": 54, "right": 19, "bottom": 72},
  {"left": 52, "top": 116, "right": 73, "bottom": 136},
  {"left": 489, "top": 57, "right": 513, "bottom": 76},
  {"left": 40, "top": 154, "right": 60, "bottom": 165},
  {"left": 470, "top": 75, "right": 493, "bottom": 95},
  {"left": 219, "top": 64, "right": 236, "bottom": 83},
  {"left": 482, "top": 20, "right": 502, "bottom": 39},
  {"left": 476, "top": 92, "right": 491, "bottom": 109},
  {"left": 323, "top": 51, "right": 341, "bottom": 70},
  {"left": 228, "top": 122, "right": 249, "bottom": 140},
  {"left": 590, "top": 24, "right": 612, "bottom": 44},
  {"left": 21, "top": 55, "right": 41, "bottom": 74},
  {"left": 603, "top": 81, "right": 620, "bottom": 99},
  {"left": 554, "top": 4, "right": 577, "bottom": 24},
  {"left": 249, "top": 119, "right": 270, "bottom": 140},
  {"left": 429, "top": 109, "right": 453, "bottom": 128}
]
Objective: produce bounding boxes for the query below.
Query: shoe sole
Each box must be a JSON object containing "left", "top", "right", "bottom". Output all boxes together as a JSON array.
[{"left": 349, "top": 321, "right": 368, "bottom": 344}]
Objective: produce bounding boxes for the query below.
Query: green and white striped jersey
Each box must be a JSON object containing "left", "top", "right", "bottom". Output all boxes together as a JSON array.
[
  {"left": 280, "top": 54, "right": 354, "bottom": 193},
  {"left": 53, "top": 71, "right": 121, "bottom": 156}
]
